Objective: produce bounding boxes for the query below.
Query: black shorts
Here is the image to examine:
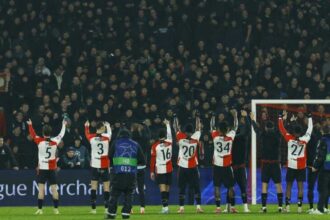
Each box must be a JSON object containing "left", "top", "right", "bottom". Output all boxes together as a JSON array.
[
  {"left": 233, "top": 167, "right": 247, "bottom": 187},
  {"left": 37, "top": 170, "right": 57, "bottom": 185},
  {"left": 286, "top": 168, "right": 306, "bottom": 182},
  {"left": 213, "top": 166, "right": 234, "bottom": 188},
  {"left": 178, "top": 167, "right": 200, "bottom": 189},
  {"left": 91, "top": 168, "right": 110, "bottom": 182},
  {"left": 262, "top": 163, "right": 282, "bottom": 184},
  {"left": 156, "top": 173, "right": 172, "bottom": 185}
]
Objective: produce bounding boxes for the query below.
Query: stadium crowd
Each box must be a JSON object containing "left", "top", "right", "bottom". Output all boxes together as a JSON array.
[{"left": 0, "top": 0, "right": 329, "bottom": 169}]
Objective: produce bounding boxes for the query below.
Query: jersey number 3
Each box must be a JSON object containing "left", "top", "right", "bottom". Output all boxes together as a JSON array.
[{"left": 97, "top": 143, "right": 104, "bottom": 155}]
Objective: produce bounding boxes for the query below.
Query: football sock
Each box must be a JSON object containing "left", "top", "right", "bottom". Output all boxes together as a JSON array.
[
  {"left": 195, "top": 194, "right": 201, "bottom": 205},
  {"left": 161, "top": 191, "right": 168, "bottom": 207},
  {"left": 91, "top": 189, "right": 97, "bottom": 209},
  {"left": 308, "top": 191, "right": 313, "bottom": 209},
  {"left": 261, "top": 193, "right": 267, "bottom": 207},
  {"left": 242, "top": 193, "right": 247, "bottom": 204},
  {"left": 179, "top": 194, "right": 185, "bottom": 206},
  {"left": 277, "top": 193, "right": 283, "bottom": 207},
  {"left": 53, "top": 199, "right": 59, "bottom": 209},
  {"left": 298, "top": 197, "right": 303, "bottom": 207},
  {"left": 38, "top": 199, "right": 43, "bottom": 209},
  {"left": 285, "top": 197, "right": 290, "bottom": 206},
  {"left": 104, "top": 191, "right": 110, "bottom": 208}
]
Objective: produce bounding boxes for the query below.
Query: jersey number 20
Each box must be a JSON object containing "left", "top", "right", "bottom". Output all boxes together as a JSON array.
[{"left": 182, "top": 145, "right": 195, "bottom": 157}]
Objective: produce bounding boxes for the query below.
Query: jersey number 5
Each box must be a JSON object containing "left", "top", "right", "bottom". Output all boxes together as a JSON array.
[{"left": 45, "top": 147, "right": 51, "bottom": 159}]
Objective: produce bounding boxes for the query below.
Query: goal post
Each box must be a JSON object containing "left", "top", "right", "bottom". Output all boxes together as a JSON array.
[{"left": 250, "top": 99, "right": 330, "bottom": 205}]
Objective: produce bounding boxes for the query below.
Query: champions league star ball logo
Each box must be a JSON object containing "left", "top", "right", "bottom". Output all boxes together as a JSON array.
[{"left": 119, "top": 143, "right": 135, "bottom": 157}]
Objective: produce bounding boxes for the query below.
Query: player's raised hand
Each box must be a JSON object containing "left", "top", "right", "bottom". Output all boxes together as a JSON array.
[
  {"left": 62, "top": 119, "right": 68, "bottom": 126},
  {"left": 290, "top": 114, "right": 297, "bottom": 122},
  {"left": 85, "top": 120, "right": 90, "bottom": 127},
  {"left": 150, "top": 172, "right": 155, "bottom": 181},
  {"left": 241, "top": 110, "right": 248, "bottom": 117},
  {"left": 104, "top": 121, "right": 110, "bottom": 127},
  {"left": 163, "top": 119, "right": 169, "bottom": 125},
  {"left": 26, "top": 119, "right": 32, "bottom": 125},
  {"left": 282, "top": 110, "right": 288, "bottom": 120},
  {"left": 230, "top": 109, "right": 237, "bottom": 116},
  {"left": 249, "top": 112, "right": 255, "bottom": 120}
]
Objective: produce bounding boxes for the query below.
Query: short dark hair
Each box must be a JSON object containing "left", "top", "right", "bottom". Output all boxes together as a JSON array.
[
  {"left": 42, "top": 125, "right": 52, "bottom": 136},
  {"left": 218, "top": 121, "right": 228, "bottom": 134},
  {"left": 265, "top": 121, "right": 274, "bottom": 129},
  {"left": 118, "top": 128, "right": 131, "bottom": 138},
  {"left": 322, "top": 125, "right": 330, "bottom": 134},
  {"left": 96, "top": 122, "right": 104, "bottom": 130},
  {"left": 158, "top": 128, "right": 166, "bottom": 139},
  {"left": 184, "top": 124, "right": 194, "bottom": 134},
  {"left": 293, "top": 125, "right": 303, "bottom": 136}
]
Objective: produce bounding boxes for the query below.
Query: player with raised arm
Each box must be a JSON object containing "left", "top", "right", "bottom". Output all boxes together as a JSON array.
[
  {"left": 278, "top": 110, "right": 313, "bottom": 213},
  {"left": 250, "top": 112, "right": 283, "bottom": 213},
  {"left": 85, "top": 120, "right": 112, "bottom": 214},
  {"left": 150, "top": 119, "right": 173, "bottom": 214},
  {"left": 210, "top": 109, "right": 238, "bottom": 214},
  {"left": 174, "top": 112, "right": 203, "bottom": 214},
  {"left": 27, "top": 119, "right": 66, "bottom": 215},
  {"left": 228, "top": 110, "right": 251, "bottom": 213}
]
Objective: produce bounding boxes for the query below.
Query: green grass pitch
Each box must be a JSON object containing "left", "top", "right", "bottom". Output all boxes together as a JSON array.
[{"left": 0, "top": 205, "right": 329, "bottom": 220}]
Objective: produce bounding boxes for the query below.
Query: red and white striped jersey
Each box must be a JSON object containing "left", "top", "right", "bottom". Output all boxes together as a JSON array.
[
  {"left": 278, "top": 117, "right": 313, "bottom": 169},
  {"left": 28, "top": 123, "right": 66, "bottom": 170},
  {"left": 85, "top": 124, "right": 112, "bottom": 169},
  {"left": 211, "top": 130, "right": 236, "bottom": 167},
  {"left": 176, "top": 131, "right": 201, "bottom": 168},
  {"left": 150, "top": 124, "right": 173, "bottom": 174}
]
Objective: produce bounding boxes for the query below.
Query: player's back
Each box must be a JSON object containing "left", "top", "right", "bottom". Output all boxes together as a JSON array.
[
  {"left": 211, "top": 130, "right": 236, "bottom": 167},
  {"left": 153, "top": 140, "right": 173, "bottom": 173},
  {"left": 260, "top": 131, "right": 281, "bottom": 161},
  {"left": 37, "top": 138, "right": 58, "bottom": 170},
  {"left": 176, "top": 131, "right": 200, "bottom": 168},
  {"left": 89, "top": 134, "right": 110, "bottom": 168}
]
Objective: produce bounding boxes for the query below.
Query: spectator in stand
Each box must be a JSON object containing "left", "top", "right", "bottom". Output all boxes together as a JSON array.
[
  {"left": 72, "top": 136, "right": 90, "bottom": 168},
  {"left": 0, "top": 0, "right": 329, "bottom": 168},
  {"left": 0, "top": 137, "right": 19, "bottom": 170},
  {"left": 58, "top": 147, "right": 81, "bottom": 169}
]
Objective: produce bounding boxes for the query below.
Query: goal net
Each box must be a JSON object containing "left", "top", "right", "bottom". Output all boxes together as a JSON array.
[{"left": 250, "top": 99, "right": 330, "bottom": 204}]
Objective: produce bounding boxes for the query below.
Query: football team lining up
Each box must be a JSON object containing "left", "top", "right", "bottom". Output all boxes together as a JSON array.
[{"left": 24, "top": 109, "right": 328, "bottom": 218}]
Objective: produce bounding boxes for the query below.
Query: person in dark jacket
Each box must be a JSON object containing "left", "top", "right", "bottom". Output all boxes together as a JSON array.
[
  {"left": 226, "top": 110, "right": 251, "bottom": 212},
  {"left": 250, "top": 112, "right": 283, "bottom": 213},
  {"left": 131, "top": 122, "right": 150, "bottom": 214},
  {"left": 311, "top": 124, "right": 330, "bottom": 214},
  {"left": 0, "top": 137, "right": 19, "bottom": 170},
  {"left": 106, "top": 128, "right": 146, "bottom": 219},
  {"left": 72, "top": 136, "right": 90, "bottom": 168},
  {"left": 58, "top": 147, "right": 81, "bottom": 169}
]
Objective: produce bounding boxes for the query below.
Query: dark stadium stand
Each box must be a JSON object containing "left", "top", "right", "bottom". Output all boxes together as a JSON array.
[{"left": 0, "top": 0, "right": 329, "bottom": 169}]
